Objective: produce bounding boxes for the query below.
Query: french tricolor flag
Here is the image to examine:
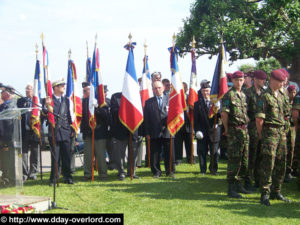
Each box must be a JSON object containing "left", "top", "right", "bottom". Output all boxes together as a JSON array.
[
  {"left": 66, "top": 59, "right": 82, "bottom": 133},
  {"left": 119, "top": 41, "right": 143, "bottom": 133},
  {"left": 209, "top": 43, "right": 228, "bottom": 118},
  {"left": 140, "top": 56, "right": 153, "bottom": 108},
  {"left": 167, "top": 45, "right": 187, "bottom": 136},
  {"left": 31, "top": 59, "right": 41, "bottom": 138},
  {"left": 187, "top": 48, "right": 198, "bottom": 123}
]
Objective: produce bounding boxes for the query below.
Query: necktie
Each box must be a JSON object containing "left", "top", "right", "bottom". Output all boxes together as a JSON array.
[
  {"left": 158, "top": 97, "right": 162, "bottom": 109},
  {"left": 206, "top": 100, "right": 210, "bottom": 109}
]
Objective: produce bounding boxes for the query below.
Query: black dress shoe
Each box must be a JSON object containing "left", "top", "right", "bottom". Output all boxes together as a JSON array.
[
  {"left": 64, "top": 179, "right": 74, "bottom": 184},
  {"left": 260, "top": 193, "right": 271, "bottom": 206},
  {"left": 270, "top": 192, "right": 291, "bottom": 203},
  {"left": 118, "top": 174, "right": 125, "bottom": 181},
  {"left": 153, "top": 174, "right": 161, "bottom": 178}
]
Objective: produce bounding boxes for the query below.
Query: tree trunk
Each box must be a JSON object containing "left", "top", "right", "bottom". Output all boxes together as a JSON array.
[{"left": 289, "top": 54, "right": 300, "bottom": 85}]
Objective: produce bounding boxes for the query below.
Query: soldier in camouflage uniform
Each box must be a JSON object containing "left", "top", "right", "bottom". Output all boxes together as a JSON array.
[
  {"left": 256, "top": 69, "right": 290, "bottom": 206},
  {"left": 285, "top": 85, "right": 297, "bottom": 182},
  {"left": 292, "top": 89, "right": 300, "bottom": 190},
  {"left": 244, "top": 70, "right": 267, "bottom": 189},
  {"left": 221, "top": 71, "right": 251, "bottom": 199}
]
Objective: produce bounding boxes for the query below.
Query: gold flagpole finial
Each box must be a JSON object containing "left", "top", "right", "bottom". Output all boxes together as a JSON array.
[
  {"left": 40, "top": 33, "right": 44, "bottom": 45},
  {"left": 192, "top": 36, "right": 196, "bottom": 48},
  {"left": 35, "top": 43, "right": 38, "bottom": 59},
  {"left": 172, "top": 33, "right": 176, "bottom": 46},
  {"left": 144, "top": 39, "right": 148, "bottom": 55},
  {"left": 128, "top": 32, "right": 132, "bottom": 44},
  {"left": 68, "top": 49, "right": 72, "bottom": 59}
]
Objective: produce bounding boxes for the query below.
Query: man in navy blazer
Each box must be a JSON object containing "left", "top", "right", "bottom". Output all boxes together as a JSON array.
[
  {"left": 144, "top": 80, "right": 175, "bottom": 178},
  {"left": 44, "top": 78, "right": 74, "bottom": 185}
]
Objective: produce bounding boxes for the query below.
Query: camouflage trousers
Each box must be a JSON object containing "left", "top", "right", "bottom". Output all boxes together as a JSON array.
[
  {"left": 227, "top": 126, "right": 250, "bottom": 184},
  {"left": 286, "top": 126, "right": 296, "bottom": 174},
  {"left": 260, "top": 126, "right": 286, "bottom": 194},
  {"left": 248, "top": 121, "right": 261, "bottom": 184}
]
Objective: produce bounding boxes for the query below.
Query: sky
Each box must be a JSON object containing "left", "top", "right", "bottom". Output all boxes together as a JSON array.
[{"left": 0, "top": 0, "right": 256, "bottom": 98}]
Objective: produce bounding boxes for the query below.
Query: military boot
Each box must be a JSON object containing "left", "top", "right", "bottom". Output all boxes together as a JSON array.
[
  {"left": 236, "top": 182, "right": 252, "bottom": 194},
  {"left": 270, "top": 192, "right": 291, "bottom": 203},
  {"left": 260, "top": 193, "right": 270, "bottom": 206},
  {"left": 228, "top": 183, "right": 242, "bottom": 198}
]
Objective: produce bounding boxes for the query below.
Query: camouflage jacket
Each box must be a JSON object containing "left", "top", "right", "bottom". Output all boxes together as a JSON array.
[
  {"left": 292, "top": 91, "right": 300, "bottom": 125},
  {"left": 221, "top": 87, "right": 249, "bottom": 126},
  {"left": 244, "top": 86, "right": 264, "bottom": 122},
  {"left": 256, "top": 87, "right": 286, "bottom": 126}
]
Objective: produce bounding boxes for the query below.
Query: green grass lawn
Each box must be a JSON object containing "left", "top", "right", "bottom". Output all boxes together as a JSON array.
[{"left": 1, "top": 160, "right": 300, "bottom": 225}]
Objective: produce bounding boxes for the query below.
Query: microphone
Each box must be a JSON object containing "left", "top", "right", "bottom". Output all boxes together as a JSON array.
[{"left": 0, "top": 83, "right": 15, "bottom": 92}]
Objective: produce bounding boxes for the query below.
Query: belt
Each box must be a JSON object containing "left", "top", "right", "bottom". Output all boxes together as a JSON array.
[{"left": 264, "top": 124, "right": 283, "bottom": 128}]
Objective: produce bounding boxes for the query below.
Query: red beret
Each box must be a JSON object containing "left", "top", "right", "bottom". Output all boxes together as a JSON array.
[
  {"left": 279, "top": 68, "right": 289, "bottom": 77},
  {"left": 226, "top": 73, "right": 232, "bottom": 79},
  {"left": 253, "top": 70, "right": 267, "bottom": 80},
  {"left": 287, "top": 85, "right": 296, "bottom": 92},
  {"left": 271, "top": 69, "right": 286, "bottom": 81},
  {"left": 232, "top": 71, "right": 244, "bottom": 79},
  {"left": 244, "top": 71, "right": 253, "bottom": 78}
]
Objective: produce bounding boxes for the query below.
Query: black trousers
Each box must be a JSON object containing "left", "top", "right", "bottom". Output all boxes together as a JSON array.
[
  {"left": 50, "top": 139, "right": 72, "bottom": 182},
  {"left": 150, "top": 138, "right": 175, "bottom": 175},
  {"left": 22, "top": 132, "right": 39, "bottom": 179},
  {"left": 197, "top": 138, "right": 219, "bottom": 173},
  {"left": 175, "top": 129, "right": 192, "bottom": 162}
]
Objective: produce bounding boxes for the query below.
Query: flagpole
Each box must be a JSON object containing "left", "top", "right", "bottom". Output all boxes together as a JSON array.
[
  {"left": 86, "top": 41, "right": 89, "bottom": 82},
  {"left": 91, "top": 34, "right": 98, "bottom": 183},
  {"left": 210, "top": 39, "right": 223, "bottom": 175},
  {"left": 169, "top": 33, "right": 177, "bottom": 175},
  {"left": 35, "top": 43, "right": 43, "bottom": 180},
  {"left": 144, "top": 40, "right": 151, "bottom": 168},
  {"left": 128, "top": 33, "right": 134, "bottom": 181},
  {"left": 190, "top": 37, "right": 196, "bottom": 166},
  {"left": 41, "top": 33, "right": 59, "bottom": 186}
]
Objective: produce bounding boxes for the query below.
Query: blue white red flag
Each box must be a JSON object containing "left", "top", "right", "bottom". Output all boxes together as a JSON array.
[
  {"left": 30, "top": 59, "right": 41, "bottom": 138},
  {"left": 119, "top": 41, "right": 143, "bottom": 133},
  {"left": 88, "top": 48, "right": 98, "bottom": 129},
  {"left": 167, "top": 45, "right": 187, "bottom": 136},
  {"left": 209, "top": 43, "right": 228, "bottom": 118},
  {"left": 140, "top": 56, "right": 153, "bottom": 108},
  {"left": 187, "top": 48, "right": 198, "bottom": 123},
  {"left": 66, "top": 60, "right": 82, "bottom": 133}
]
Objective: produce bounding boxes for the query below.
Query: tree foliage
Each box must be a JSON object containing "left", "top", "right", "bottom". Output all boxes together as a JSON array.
[{"left": 177, "top": 0, "right": 300, "bottom": 82}]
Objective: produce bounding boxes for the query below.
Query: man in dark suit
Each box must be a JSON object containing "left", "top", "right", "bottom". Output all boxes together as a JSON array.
[
  {"left": 17, "top": 84, "right": 40, "bottom": 181},
  {"left": 194, "top": 80, "right": 221, "bottom": 175},
  {"left": 0, "top": 86, "right": 17, "bottom": 186},
  {"left": 144, "top": 80, "right": 175, "bottom": 178},
  {"left": 44, "top": 78, "right": 74, "bottom": 185},
  {"left": 80, "top": 83, "right": 110, "bottom": 181},
  {"left": 110, "top": 92, "right": 140, "bottom": 180}
]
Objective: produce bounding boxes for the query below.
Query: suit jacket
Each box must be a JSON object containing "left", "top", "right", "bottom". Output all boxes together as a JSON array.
[
  {"left": 46, "top": 95, "right": 72, "bottom": 142},
  {"left": 110, "top": 92, "right": 129, "bottom": 140},
  {"left": 80, "top": 97, "right": 110, "bottom": 140},
  {"left": 144, "top": 95, "right": 171, "bottom": 139},
  {"left": 0, "top": 99, "right": 16, "bottom": 147},
  {"left": 194, "top": 95, "right": 221, "bottom": 142},
  {"left": 17, "top": 97, "right": 39, "bottom": 142}
]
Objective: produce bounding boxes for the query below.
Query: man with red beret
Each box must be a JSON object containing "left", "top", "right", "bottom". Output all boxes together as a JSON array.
[
  {"left": 242, "top": 71, "right": 253, "bottom": 91},
  {"left": 244, "top": 70, "right": 267, "bottom": 190},
  {"left": 256, "top": 69, "right": 290, "bottom": 206},
  {"left": 221, "top": 71, "right": 251, "bottom": 198}
]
